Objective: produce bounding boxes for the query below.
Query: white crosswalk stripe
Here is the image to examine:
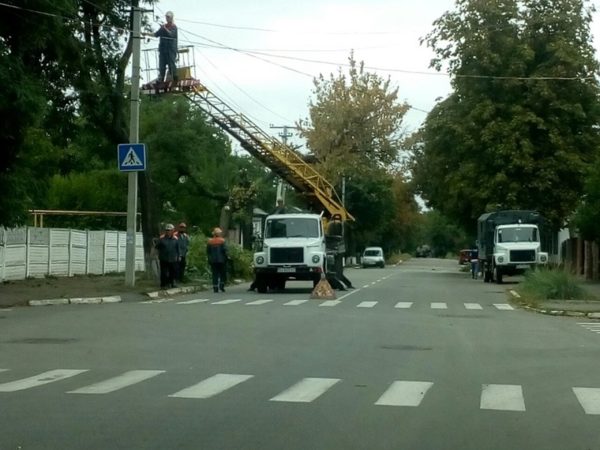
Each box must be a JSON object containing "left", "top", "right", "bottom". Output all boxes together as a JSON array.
[
  {"left": 270, "top": 377, "right": 341, "bottom": 403},
  {"left": 431, "top": 302, "right": 448, "bottom": 309},
  {"left": 573, "top": 387, "right": 600, "bottom": 415},
  {"left": 480, "top": 384, "right": 526, "bottom": 411},
  {"left": 319, "top": 300, "right": 341, "bottom": 307},
  {"left": 67, "top": 370, "right": 165, "bottom": 394},
  {"left": 141, "top": 298, "right": 174, "bottom": 304},
  {"left": 395, "top": 302, "right": 413, "bottom": 309},
  {"left": 284, "top": 300, "right": 309, "bottom": 306},
  {"left": 177, "top": 299, "right": 210, "bottom": 305},
  {"left": 211, "top": 299, "right": 242, "bottom": 305},
  {"left": 493, "top": 304, "right": 515, "bottom": 310},
  {"left": 577, "top": 323, "right": 600, "bottom": 335},
  {"left": 0, "top": 369, "right": 88, "bottom": 392},
  {"left": 375, "top": 381, "right": 433, "bottom": 407},
  {"left": 169, "top": 373, "right": 253, "bottom": 399},
  {"left": 245, "top": 299, "right": 274, "bottom": 306},
  {"left": 357, "top": 301, "right": 378, "bottom": 308},
  {"left": 464, "top": 303, "right": 483, "bottom": 310}
]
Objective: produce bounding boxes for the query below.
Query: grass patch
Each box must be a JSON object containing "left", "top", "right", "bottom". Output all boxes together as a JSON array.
[{"left": 518, "top": 268, "right": 590, "bottom": 304}]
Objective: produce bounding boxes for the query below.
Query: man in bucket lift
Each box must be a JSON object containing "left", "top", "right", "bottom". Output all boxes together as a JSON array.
[{"left": 154, "top": 11, "right": 178, "bottom": 84}]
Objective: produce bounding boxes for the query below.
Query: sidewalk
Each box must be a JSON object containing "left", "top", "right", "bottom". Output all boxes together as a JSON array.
[
  {"left": 510, "top": 280, "right": 600, "bottom": 318},
  {"left": 0, "top": 274, "right": 207, "bottom": 308}
]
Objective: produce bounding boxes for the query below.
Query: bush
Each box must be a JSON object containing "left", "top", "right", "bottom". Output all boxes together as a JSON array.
[
  {"left": 520, "top": 268, "right": 587, "bottom": 301},
  {"left": 187, "top": 233, "right": 253, "bottom": 283},
  {"left": 387, "top": 252, "right": 411, "bottom": 265}
]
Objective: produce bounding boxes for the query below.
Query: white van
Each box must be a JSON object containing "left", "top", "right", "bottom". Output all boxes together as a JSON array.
[{"left": 362, "top": 247, "right": 385, "bottom": 268}]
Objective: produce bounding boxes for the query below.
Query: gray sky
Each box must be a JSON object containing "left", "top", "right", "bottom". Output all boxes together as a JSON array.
[{"left": 142, "top": 0, "right": 600, "bottom": 149}]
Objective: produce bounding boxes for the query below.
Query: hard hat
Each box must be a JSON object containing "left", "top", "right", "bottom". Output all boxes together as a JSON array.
[
  {"left": 165, "top": 11, "right": 174, "bottom": 18},
  {"left": 179, "top": 222, "right": 187, "bottom": 228},
  {"left": 212, "top": 227, "right": 222, "bottom": 236},
  {"left": 165, "top": 223, "right": 175, "bottom": 230}
]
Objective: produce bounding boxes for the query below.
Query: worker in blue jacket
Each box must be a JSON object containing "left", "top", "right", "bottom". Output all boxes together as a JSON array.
[{"left": 155, "top": 223, "right": 180, "bottom": 289}]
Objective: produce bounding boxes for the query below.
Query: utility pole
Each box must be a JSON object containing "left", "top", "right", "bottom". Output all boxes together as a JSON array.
[
  {"left": 125, "top": 6, "right": 142, "bottom": 287},
  {"left": 269, "top": 124, "right": 298, "bottom": 204}
]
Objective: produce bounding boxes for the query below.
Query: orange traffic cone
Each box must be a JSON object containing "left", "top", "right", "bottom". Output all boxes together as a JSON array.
[{"left": 310, "top": 275, "right": 336, "bottom": 300}]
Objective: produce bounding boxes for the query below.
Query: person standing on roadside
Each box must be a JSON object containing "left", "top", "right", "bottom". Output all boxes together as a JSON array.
[
  {"left": 175, "top": 222, "right": 190, "bottom": 282},
  {"left": 156, "top": 223, "right": 180, "bottom": 289},
  {"left": 207, "top": 227, "right": 228, "bottom": 293},
  {"left": 470, "top": 247, "right": 479, "bottom": 279}
]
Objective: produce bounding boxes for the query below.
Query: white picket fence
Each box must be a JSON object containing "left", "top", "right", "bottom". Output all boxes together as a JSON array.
[{"left": 0, "top": 227, "right": 145, "bottom": 281}]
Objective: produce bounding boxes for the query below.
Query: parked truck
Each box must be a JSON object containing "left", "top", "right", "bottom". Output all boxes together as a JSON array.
[
  {"left": 477, "top": 210, "right": 548, "bottom": 283},
  {"left": 252, "top": 213, "right": 326, "bottom": 293}
]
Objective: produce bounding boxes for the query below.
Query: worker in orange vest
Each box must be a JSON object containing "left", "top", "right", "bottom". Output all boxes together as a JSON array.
[{"left": 207, "top": 227, "right": 228, "bottom": 293}]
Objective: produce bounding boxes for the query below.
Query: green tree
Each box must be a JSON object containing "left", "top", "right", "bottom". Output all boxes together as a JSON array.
[
  {"left": 420, "top": 210, "right": 470, "bottom": 258},
  {"left": 299, "top": 53, "right": 411, "bottom": 253},
  {"left": 140, "top": 96, "right": 234, "bottom": 235},
  {"left": 573, "top": 158, "right": 600, "bottom": 241},
  {"left": 0, "top": 0, "right": 157, "bottom": 225},
  {"left": 299, "top": 53, "right": 409, "bottom": 186},
  {"left": 45, "top": 170, "right": 127, "bottom": 229},
  {"left": 412, "top": 0, "right": 600, "bottom": 232}
]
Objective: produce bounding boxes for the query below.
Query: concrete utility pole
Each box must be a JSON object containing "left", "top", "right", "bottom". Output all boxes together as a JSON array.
[
  {"left": 269, "top": 124, "right": 298, "bottom": 204},
  {"left": 125, "top": 6, "right": 142, "bottom": 287}
]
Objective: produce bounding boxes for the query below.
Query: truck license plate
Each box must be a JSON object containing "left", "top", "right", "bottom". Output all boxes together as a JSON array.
[
  {"left": 516, "top": 264, "right": 530, "bottom": 269},
  {"left": 277, "top": 267, "right": 296, "bottom": 273}
]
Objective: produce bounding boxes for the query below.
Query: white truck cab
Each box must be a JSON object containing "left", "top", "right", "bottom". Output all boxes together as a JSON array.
[
  {"left": 253, "top": 213, "right": 327, "bottom": 293},
  {"left": 478, "top": 210, "right": 548, "bottom": 283}
]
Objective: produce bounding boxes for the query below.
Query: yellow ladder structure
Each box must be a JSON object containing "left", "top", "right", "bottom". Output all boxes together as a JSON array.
[{"left": 185, "top": 85, "right": 354, "bottom": 222}]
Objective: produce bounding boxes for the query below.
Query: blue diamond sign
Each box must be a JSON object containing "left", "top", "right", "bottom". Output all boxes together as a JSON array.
[{"left": 118, "top": 143, "right": 146, "bottom": 171}]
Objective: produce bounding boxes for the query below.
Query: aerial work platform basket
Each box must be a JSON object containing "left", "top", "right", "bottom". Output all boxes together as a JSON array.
[{"left": 141, "top": 45, "right": 204, "bottom": 94}]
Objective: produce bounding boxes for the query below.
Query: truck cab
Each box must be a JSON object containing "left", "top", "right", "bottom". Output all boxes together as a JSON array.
[
  {"left": 477, "top": 210, "right": 548, "bottom": 283},
  {"left": 253, "top": 213, "right": 327, "bottom": 293}
]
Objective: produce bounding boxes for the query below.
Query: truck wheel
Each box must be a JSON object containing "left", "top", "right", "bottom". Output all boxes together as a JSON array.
[
  {"left": 256, "top": 275, "right": 268, "bottom": 293},
  {"left": 494, "top": 266, "right": 503, "bottom": 284}
]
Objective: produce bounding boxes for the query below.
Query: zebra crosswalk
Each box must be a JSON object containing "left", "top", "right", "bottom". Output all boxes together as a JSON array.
[
  {"left": 578, "top": 322, "right": 600, "bottom": 336},
  {"left": 150, "top": 298, "right": 516, "bottom": 311},
  {"left": 0, "top": 368, "right": 598, "bottom": 415}
]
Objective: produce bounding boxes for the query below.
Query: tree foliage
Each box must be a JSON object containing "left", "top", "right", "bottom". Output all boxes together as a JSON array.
[
  {"left": 418, "top": 210, "right": 470, "bottom": 258},
  {"left": 573, "top": 158, "right": 600, "bottom": 241},
  {"left": 298, "top": 54, "right": 417, "bottom": 254},
  {"left": 412, "top": 0, "right": 600, "bottom": 232},
  {"left": 299, "top": 53, "right": 409, "bottom": 186},
  {"left": 0, "top": 0, "right": 157, "bottom": 225}
]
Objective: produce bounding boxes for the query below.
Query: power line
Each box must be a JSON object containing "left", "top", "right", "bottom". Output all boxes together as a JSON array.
[
  {"left": 1, "top": 1, "right": 596, "bottom": 83},
  {"left": 174, "top": 16, "right": 408, "bottom": 35}
]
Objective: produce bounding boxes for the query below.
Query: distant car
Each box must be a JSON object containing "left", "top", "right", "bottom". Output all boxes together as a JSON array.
[
  {"left": 459, "top": 249, "right": 472, "bottom": 265},
  {"left": 415, "top": 245, "right": 431, "bottom": 258},
  {"left": 362, "top": 247, "right": 385, "bottom": 268}
]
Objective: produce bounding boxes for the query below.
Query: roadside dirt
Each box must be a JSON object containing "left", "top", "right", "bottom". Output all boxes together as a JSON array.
[{"left": 0, "top": 273, "right": 160, "bottom": 308}]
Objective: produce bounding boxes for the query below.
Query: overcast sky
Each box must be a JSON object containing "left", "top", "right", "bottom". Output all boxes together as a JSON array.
[{"left": 142, "top": 0, "right": 600, "bottom": 150}]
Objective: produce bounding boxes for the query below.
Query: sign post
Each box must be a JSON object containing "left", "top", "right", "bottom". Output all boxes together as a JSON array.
[
  {"left": 118, "top": 142, "right": 146, "bottom": 287},
  {"left": 122, "top": 5, "right": 143, "bottom": 287}
]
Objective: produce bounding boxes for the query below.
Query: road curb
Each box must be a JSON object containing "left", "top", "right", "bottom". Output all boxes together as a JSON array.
[
  {"left": 509, "top": 290, "right": 600, "bottom": 319},
  {"left": 29, "top": 296, "right": 122, "bottom": 307},
  {"left": 145, "top": 285, "right": 205, "bottom": 299}
]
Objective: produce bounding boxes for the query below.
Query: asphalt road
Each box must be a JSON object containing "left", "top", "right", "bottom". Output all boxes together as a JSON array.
[{"left": 1, "top": 258, "right": 599, "bottom": 450}]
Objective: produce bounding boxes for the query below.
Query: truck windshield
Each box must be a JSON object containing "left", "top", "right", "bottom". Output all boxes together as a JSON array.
[
  {"left": 266, "top": 218, "right": 320, "bottom": 238},
  {"left": 498, "top": 227, "right": 538, "bottom": 243}
]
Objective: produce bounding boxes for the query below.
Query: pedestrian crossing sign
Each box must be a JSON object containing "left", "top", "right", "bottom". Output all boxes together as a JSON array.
[{"left": 118, "top": 143, "right": 146, "bottom": 171}]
